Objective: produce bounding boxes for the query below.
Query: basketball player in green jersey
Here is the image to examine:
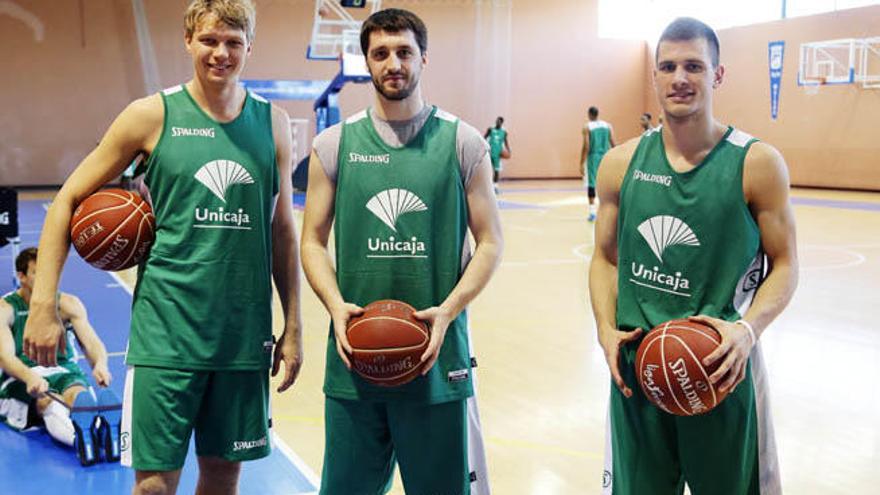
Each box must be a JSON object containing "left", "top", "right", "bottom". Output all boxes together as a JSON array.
[
  {"left": 484, "top": 116, "right": 511, "bottom": 192},
  {"left": 589, "top": 18, "right": 798, "bottom": 495},
  {"left": 302, "top": 8, "right": 503, "bottom": 495},
  {"left": 22, "top": 1, "right": 303, "bottom": 493},
  {"left": 581, "top": 106, "right": 615, "bottom": 221},
  {"left": 0, "top": 247, "right": 112, "bottom": 462}
]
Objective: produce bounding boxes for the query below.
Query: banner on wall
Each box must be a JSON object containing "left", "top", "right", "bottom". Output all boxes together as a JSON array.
[{"left": 768, "top": 41, "right": 785, "bottom": 120}]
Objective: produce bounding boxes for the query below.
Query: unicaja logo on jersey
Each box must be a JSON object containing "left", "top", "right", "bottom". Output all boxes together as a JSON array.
[
  {"left": 629, "top": 215, "right": 699, "bottom": 297},
  {"left": 366, "top": 188, "right": 428, "bottom": 258},
  {"left": 637, "top": 215, "right": 700, "bottom": 262},
  {"left": 193, "top": 160, "right": 254, "bottom": 230}
]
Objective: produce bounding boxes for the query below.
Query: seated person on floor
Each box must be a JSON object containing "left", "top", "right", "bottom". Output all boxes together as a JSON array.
[{"left": 0, "top": 247, "right": 119, "bottom": 465}]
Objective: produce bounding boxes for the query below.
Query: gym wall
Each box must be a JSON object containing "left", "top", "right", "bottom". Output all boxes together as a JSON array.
[
  {"left": 642, "top": 4, "right": 880, "bottom": 191},
  {"left": 1, "top": 0, "right": 644, "bottom": 186}
]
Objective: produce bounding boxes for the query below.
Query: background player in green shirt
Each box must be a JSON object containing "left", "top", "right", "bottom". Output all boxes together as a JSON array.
[
  {"left": 302, "top": 8, "right": 503, "bottom": 495},
  {"left": 581, "top": 106, "right": 615, "bottom": 221},
  {"left": 22, "top": 1, "right": 303, "bottom": 494},
  {"left": 0, "top": 247, "right": 111, "bottom": 460},
  {"left": 484, "top": 116, "right": 511, "bottom": 193},
  {"left": 589, "top": 18, "right": 798, "bottom": 495}
]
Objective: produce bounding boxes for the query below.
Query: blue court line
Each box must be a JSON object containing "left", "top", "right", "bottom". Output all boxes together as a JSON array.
[
  {"left": 0, "top": 200, "right": 317, "bottom": 495},
  {"left": 791, "top": 196, "right": 880, "bottom": 212},
  {"left": 497, "top": 199, "right": 546, "bottom": 210}
]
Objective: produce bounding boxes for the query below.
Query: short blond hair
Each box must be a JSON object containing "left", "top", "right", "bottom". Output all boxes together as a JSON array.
[{"left": 184, "top": 0, "right": 256, "bottom": 43}]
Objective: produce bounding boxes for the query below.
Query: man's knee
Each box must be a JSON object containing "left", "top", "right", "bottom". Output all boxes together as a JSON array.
[{"left": 134, "top": 470, "right": 181, "bottom": 495}]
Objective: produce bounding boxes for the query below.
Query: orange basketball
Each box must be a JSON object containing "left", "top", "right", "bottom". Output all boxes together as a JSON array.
[
  {"left": 70, "top": 188, "right": 155, "bottom": 271},
  {"left": 346, "top": 299, "right": 430, "bottom": 387},
  {"left": 635, "top": 319, "right": 729, "bottom": 416},
  {"left": 500, "top": 149, "right": 511, "bottom": 159}
]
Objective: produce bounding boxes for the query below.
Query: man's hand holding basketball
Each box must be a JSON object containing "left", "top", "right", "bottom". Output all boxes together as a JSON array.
[
  {"left": 414, "top": 306, "right": 453, "bottom": 375},
  {"left": 597, "top": 324, "right": 643, "bottom": 398},
  {"left": 690, "top": 315, "right": 753, "bottom": 394},
  {"left": 23, "top": 304, "right": 66, "bottom": 367},
  {"left": 330, "top": 302, "right": 364, "bottom": 370},
  {"left": 272, "top": 326, "right": 304, "bottom": 393}
]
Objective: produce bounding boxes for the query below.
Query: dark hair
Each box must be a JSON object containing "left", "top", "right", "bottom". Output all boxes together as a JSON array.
[
  {"left": 496, "top": 116, "right": 504, "bottom": 124},
  {"left": 656, "top": 17, "right": 719, "bottom": 67},
  {"left": 15, "top": 247, "right": 37, "bottom": 274},
  {"left": 588, "top": 107, "right": 599, "bottom": 118},
  {"left": 360, "top": 8, "right": 427, "bottom": 55},
  {"left": 642, "top": 112, "right": 652, "bottom": 120}
]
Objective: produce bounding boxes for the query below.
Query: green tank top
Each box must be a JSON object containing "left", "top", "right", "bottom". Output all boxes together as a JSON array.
[
  {"left": 325, "top": 106, "right": 473, "bottom": 403},
  {"left": 128, "top": 85, "right": 279, "bottom": 370},
  {"left": 487, "top": 127, "right": 507, "bottom": 157},
  {"left": 616, "top": 127, "right": 766, "bottom": 332},
  {"left": 2, "top": 292, "right": 74, "bottom": 369},
  {"left": 588, "top": 120, "right": 611, "bottom": 157}
]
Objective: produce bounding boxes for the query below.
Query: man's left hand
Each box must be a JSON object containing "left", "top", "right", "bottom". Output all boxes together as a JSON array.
[
  {"left": 92, "top": 362, "right": 112, "bottom": 387},
  {"left": 272, "top": 328, "right": 304, "bottom": 393},
  {"left": 413, "top": 306, "right": 455, "bottom": 375},
  {"left": 689, "top": 315, "right": 753, "bottom": 393}
]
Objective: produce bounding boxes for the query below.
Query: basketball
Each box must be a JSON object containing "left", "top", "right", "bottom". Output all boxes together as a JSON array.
[
  {"left": 346, "top": 299, "right": 430, "bottom": 387},
  {"left": 70, "top": 188, "right": 155, "bottom": 271},
  {"left": 500, "top": 149, "right": 511, "bottom": 159},
  {"left": 635, "top": 319, "right": 729, "bottom": 416}
]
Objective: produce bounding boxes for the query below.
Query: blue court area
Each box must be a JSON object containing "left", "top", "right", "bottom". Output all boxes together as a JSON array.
[{"left": 0, "top": 200, "right": 317, "bottom": 494}]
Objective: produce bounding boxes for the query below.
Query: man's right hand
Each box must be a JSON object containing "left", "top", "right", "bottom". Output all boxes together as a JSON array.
[
  {"left": 597, "top": 324, "right": 643, "bottom": 398},
  {"left": 25, "top": 375, "right": 49, "bottom": 399},
  {"left": 330, "top": 302, "right": 364, "bottom": 370},
  {"left": 23, "top": 305, "right": 66, "bottom": 367}
]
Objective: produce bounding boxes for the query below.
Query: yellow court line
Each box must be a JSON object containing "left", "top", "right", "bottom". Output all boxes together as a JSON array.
[{"left": 272, "top": 414, "right": 324, "bottom": 426}]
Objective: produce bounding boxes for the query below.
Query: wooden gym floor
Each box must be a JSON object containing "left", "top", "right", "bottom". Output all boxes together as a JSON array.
[{"left": 20, "top": 181, "right": 880, "bottom": 494}]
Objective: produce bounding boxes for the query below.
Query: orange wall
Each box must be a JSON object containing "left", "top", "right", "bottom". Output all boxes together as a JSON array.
[
  {"left": 642, "top": 5, "right": 880, "bottom": 191},
  {"left": 5, "top": 1, "right": 876, "bottom": 188},
  {"left": 0, "top": 0, "right": 644, "bottom": 185}
]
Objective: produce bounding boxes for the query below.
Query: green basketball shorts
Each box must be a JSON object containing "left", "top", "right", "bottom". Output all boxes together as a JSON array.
[
  {"left": 320, "top": 396, "right": 470, "bottom": 495},
  {"left": 120, "top": 365, "right": 271, "bottom": 471}
]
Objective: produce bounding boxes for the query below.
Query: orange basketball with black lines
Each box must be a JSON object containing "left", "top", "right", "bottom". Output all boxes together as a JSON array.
[
  {"left": 346, "top": 299, "right": 430, "bottom": 387},
  {"left": 635, "top": 319, "right": 729, "bottom": 416},
  {"left": 70, "top": 189, "right": 155, "bottom": 271}
]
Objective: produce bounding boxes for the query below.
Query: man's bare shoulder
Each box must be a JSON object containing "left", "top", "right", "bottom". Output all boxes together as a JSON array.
[
  {"left": 113, "top": 93, "right": 164, "bottom": 142},
  {"left": 57, "top": 293, "right": 84, "bottom": 318},
  {"left": 603, "top": 136, "right": 641, "bottom": 170}
]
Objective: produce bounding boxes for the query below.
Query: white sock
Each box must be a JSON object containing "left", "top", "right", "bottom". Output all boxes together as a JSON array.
[{"left": 42, "top": 401, "right": 76, "bottom": 446}]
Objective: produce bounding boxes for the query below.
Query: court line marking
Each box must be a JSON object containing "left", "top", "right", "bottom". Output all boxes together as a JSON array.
[
  {"left": 799, "top": 245, "right": 868, "bottom": 271},
  {"left": 273, "top": 432, "right": 321, "bottom": 490},
  {"left": 108, "top": 268, "right": 321, "bottom": 490}
]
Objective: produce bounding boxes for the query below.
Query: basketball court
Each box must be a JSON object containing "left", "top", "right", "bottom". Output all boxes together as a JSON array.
[{"left": 2, "top": 1, "right": 880, "bottom": 494}]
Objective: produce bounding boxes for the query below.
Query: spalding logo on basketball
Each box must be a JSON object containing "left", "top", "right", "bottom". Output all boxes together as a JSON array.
[
  {"left": 635, "top": 319, "right": 729, "bottom": 416},
  {"left": 70, "top": 189, "right": 155, "bottom": 271},
  {"left": 346, "top": 299, "right": 430, "bottom": 387}
]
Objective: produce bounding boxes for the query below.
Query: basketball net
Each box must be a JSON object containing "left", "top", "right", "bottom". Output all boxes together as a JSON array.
[{"left": 803, "top": 76, "right": 826, "bottom": 96}]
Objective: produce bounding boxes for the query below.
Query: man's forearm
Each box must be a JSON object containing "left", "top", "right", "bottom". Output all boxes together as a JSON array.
[
  {"left": 32, "top": 198, "right": 76, "bottom": 307},
  {"left": 589, "top": 255, "right": 619, "bottom": 331},
  {"left": 273, "top": 227, "right": 303, "bottom": 330},
  {"left": 742, "top": 259, "right": 798, "bottom": 338},
  {"left": 301, "top": 242, "right": 346, "bottom": 312},
  {"left": 439, "top": 239, "right": 502, "bottom": 318},
  {"left": 0, "top": 353, "right": 42, "bottom": 387}
]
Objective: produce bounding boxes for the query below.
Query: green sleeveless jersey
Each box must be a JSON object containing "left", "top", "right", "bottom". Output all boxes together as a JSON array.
[
  {"left": 326, "top": 106, "right": 473, "bottom": 403},
  {"left": 587, "top": 120, "right": 612, "bottom": 158},
  {"left": 128, "top": 85, "right": 279, "bottom": 370},
  {"left": 616, "top": 127, "right": 767, "bottom": 332},
  {"left": 1, "top": 292, "right": 74, "bottom": 369},
  {"left": 487, "top": 127, "right": 507, "bottom": 158}
]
